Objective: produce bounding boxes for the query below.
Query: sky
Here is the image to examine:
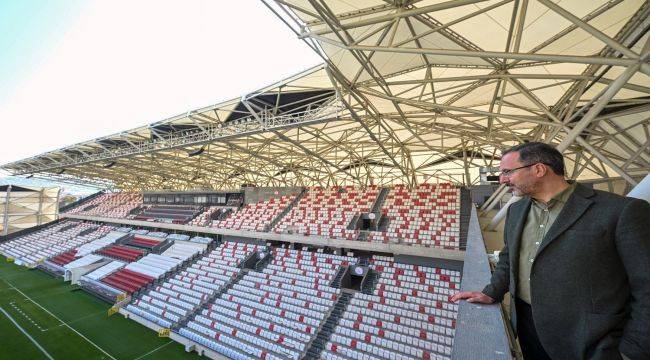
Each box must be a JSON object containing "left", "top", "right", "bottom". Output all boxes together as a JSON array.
[{"left": 0, "top": 0, "right": 322, "bottom": 192}]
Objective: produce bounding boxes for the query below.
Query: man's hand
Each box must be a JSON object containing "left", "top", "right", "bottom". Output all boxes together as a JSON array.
[{"left": 450, "top": 291, "right": 495, "bottom": 304}]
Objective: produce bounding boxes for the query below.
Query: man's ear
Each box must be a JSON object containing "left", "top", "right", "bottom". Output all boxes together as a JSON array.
[{"left": 534, "top": 163, "right": 547, "bottom": 178}]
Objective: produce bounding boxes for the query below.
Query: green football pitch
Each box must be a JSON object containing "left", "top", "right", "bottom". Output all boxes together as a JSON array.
[{"left": 0, "top": 256, "right": 200, "bottom": 360}]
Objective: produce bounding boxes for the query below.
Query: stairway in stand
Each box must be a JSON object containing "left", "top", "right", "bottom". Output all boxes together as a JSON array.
[
  {"left": 265, "top": 188, "right": 308, "bottom": 232},
  {"left": 302, "top": 292, "right": 353, "bottom": 359}
]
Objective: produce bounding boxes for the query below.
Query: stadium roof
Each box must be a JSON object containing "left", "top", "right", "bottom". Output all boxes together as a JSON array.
[{"left": 3, "top": 0, "right": 649, "bottom": 190}]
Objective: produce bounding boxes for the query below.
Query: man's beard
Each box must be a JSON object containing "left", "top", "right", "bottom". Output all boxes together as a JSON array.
[{"left": 509, "top": 183, "right": 532, "bottom": 197}]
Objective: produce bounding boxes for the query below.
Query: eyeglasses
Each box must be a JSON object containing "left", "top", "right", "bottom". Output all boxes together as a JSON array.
[{"left": 499, "top": 163, "right": 537, "bottom": 177}]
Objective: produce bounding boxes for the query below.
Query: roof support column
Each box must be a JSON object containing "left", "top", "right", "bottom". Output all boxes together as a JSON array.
[
  {"left": 54, "top": 188, "right": 61, "bottom": 220},
  {"left": 37, "top": 188, "right": 44, "bottom": 226},
  {"left": 485, "top": 194, "right": 520, "bottom": 231},
  {"left": 3, "top": 186, "right": 11, "bottom": 236},
  {"left": 462, "top": 141, "right": 471, "bottom": 187}
]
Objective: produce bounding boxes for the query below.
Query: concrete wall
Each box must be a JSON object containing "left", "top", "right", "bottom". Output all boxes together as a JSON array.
[
  {"left": 470, "top": 185, "right": 500, "bottom": 207},
  {"left": 395, "top": 254, "right": 463, "bottom": 272},
  {"left": 243, "top": 186, "right": 303, "bottom": 204}
]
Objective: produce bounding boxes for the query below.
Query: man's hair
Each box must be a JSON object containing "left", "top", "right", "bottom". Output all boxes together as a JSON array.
[{"left": 503, "top": 142, "right": 565, "bottom": 176}]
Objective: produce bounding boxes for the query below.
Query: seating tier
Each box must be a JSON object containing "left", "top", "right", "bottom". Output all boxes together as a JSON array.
[{"left": 273, "top": 186, "right": 379, "bottom": 240}]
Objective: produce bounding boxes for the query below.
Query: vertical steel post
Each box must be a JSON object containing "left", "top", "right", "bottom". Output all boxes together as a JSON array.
[{"left": 3, "top": 186, "right": 11, "bottom": 236}]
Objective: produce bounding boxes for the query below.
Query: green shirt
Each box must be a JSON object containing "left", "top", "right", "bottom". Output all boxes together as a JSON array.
[{"left": 517, "top": 182, "right": 577, "bottom": 304}]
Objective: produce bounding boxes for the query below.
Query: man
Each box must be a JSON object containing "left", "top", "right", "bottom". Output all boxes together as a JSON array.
[{"left": 451, "top": 142, "right": 649, "bottom": 359}]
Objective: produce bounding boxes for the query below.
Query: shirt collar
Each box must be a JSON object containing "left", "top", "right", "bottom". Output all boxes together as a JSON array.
[{"left": 532, "top": 182, "right": 576, "bottom": 209}]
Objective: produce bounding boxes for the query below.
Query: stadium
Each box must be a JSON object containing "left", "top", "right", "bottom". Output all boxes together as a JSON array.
[{"left": 1, "top": 1, "right": 649, "bottom": 359}]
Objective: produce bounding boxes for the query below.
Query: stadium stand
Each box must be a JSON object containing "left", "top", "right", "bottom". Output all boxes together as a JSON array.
[
  {"left": 212, "top": 195, "right": 295, "bottom": 232},
  {"left": 124, "top": 253, "right": 183, "bottom": 279},
  {"left": 0, "top": 221, "right": 115, "bottom": 267},
  {"left": 273, "top": 186, "right": 379, "bottom": 240},
  {"left": 67, "top": 192, "right": 143, "bottom": 218},
  {"left": 162, "top": 242, "right": 204, "bottom": 260},
  {"left": 179, "top": 247, "right": 355, "bottom": 359},
  {"left": 127, "top": 241, "right": 260, "bottom": 329},
  {"left": 189, "top": 206, "right": 225, "bottom": 226},
  {"left": 367, "top": 183, "right": 461, "bottom": 249},
  {"left": 49, "top": 249, "right": 78, "bottom": 266},
  {"left": 101, "top": 268, "right": 156, "bottom": 294},
  {"left": 323, "top": 255, "right": 460, "bottom": 360},
  {"left": 63, "top": 254, "right": 104, "bottom": 271},
  {"left": 166, "top": 233, "right": 191, "bottom": 241},
  {"left": 189, "top": 236, "right": 213, "bottom": 245},
  {"left": 126, "top": 235, "right": 164, "bottom": 250},
  {"left": 75, "top": 231, "right": 128, "bottom": 256},
  {"left": 147, "top": 231, "right": 169, "bottom": 239},
  {"left": 97, "top": 244, "right": 145, "bottom": 262},
  {"left": 85, "top": 260, "right": 126, "bottom": 281}
]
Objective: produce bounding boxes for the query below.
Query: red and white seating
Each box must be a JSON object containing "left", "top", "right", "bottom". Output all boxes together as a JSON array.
[
  {"left": 0, "top": 221, "right": 114, "bottom": 267},
  {"left": 273, "top": 186, "right": 379, "bottom": 240},
  {"left": 67, "top": 192, "right": 143, "bottom": 218},
  {"left": 368, "top": 183, "right": 461, "bottom": 249},
  {"left": 181, "top": 248, "right": 355, "bottom": 360},
  {"left": 99, "top": 253, "right": 183, "bottom": 295},
  {"left": 162, "top": 242, "right": 204, "bottom": 261},
  {"left": 101, "top": 268, "right": 155, "bottom": 294},
  {"left": 125, "top": 254, "right": 182, "bottom": 279},
  {"left": 189, "top": 206, "right": 222, "bottom": 227},
  {"left": 212, "top": 195, "right": 294, "bottom": 232},
  {"left": 75, "top": 231, "right": 125, "bottom": 256},
  {"left": 127, "top": 236, "right": 163, "bottom": 250},
  {"left": 49, "top": 249, "right": 78, "bottom": 266},
  {"left": 323, "top": 255, "right": 460, "bottom": 360},
  {"left": 97, "top": 244, "right": 144, "bottom": 262},
  {"left": 128, "top": 241, "right": 261, "bottom": 328}
]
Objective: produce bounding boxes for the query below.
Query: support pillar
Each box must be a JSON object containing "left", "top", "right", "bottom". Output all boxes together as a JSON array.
[
  {"left": 37, "top": 188, "right": 44, "bottom": 226},
  {"left": 485, "top": 195, "right": 520, "bottom": 231},
  {"left": 3, "top": 186, "right": 11, "bottom": 236},
  {"left": 55, "top": 188, "right": 62, "bottom": 220}
]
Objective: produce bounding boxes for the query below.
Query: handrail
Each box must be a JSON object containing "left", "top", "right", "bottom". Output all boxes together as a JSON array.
[{"left": 451, "top": 206, "right": 512, "bottom": 359}]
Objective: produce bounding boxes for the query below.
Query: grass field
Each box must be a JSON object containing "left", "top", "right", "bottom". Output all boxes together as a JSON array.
[{"left": 0, "top": 256, "right": 200, "bottom": 360}]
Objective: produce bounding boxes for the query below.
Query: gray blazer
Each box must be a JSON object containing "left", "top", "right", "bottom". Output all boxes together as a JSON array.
[{"left": 482, "top": 183, "right": 650, "bottom": 359}]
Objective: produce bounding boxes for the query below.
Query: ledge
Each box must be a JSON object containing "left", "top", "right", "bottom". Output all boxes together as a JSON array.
[
  {"left": 451, "top": 207, "right": 511, "bottom": 359},
  {"left": 60, "top": 214, "right": 465, "bottom": 261}
]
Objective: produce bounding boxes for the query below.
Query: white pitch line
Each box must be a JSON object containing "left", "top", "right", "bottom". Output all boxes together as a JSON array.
[
  {"left": 132, "top": 340, "right": 173, "bottom": 360},
  {"left": 51, "top": 309, "right": 107, "bottom": 330},
  {"left": 0, "top": 306, "right": 54, "bottom": 360},
  {"left": 1, "top": 277, "right": 117, "bottom": 360}
]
